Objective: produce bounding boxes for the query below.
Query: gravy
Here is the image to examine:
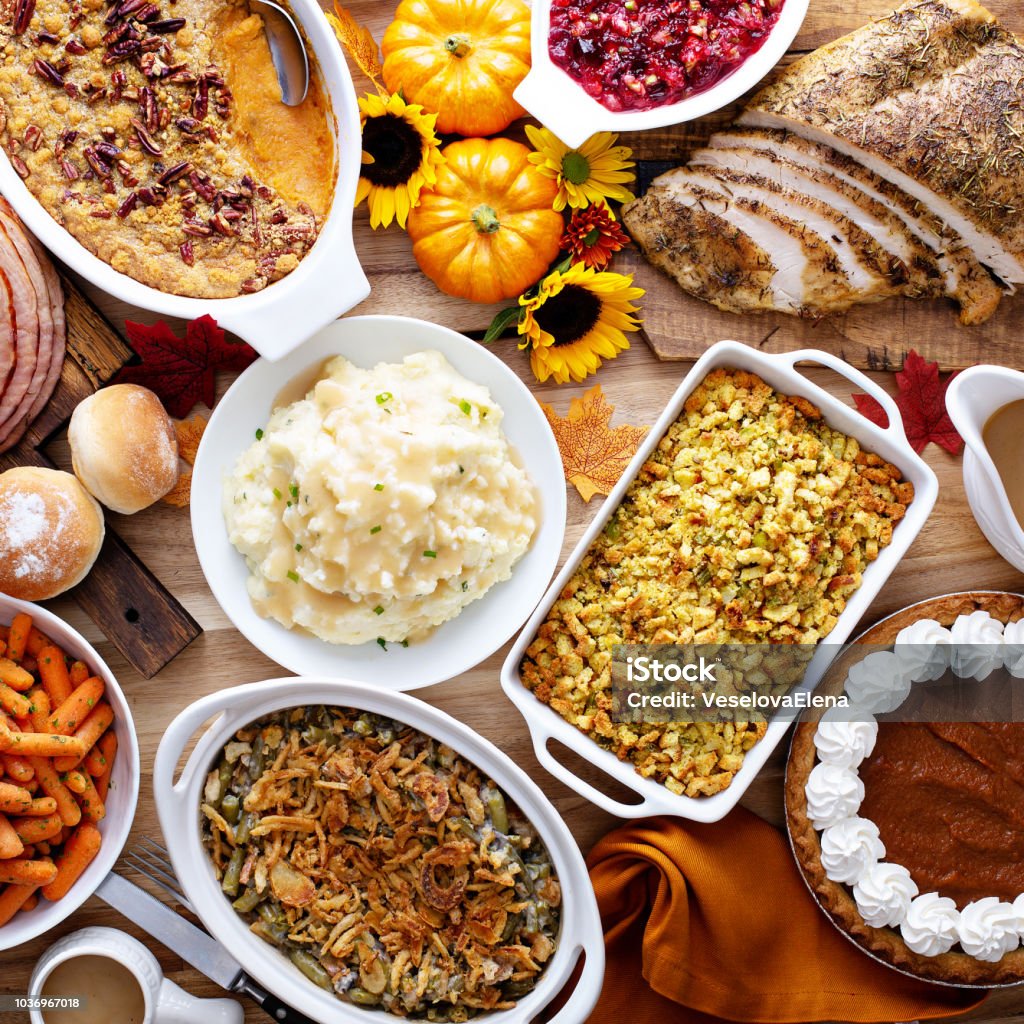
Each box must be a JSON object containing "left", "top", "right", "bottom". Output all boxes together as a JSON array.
[
  {"left": 42, "top": 955, "right": 146, "bottom": 1024},
  {"left": 983, "top": 398, "right": 1024, "bottom": 526}
]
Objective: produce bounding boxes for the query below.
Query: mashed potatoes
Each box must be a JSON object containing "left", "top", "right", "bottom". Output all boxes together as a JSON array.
[{"left": 223, "top": 351, "right": 538, "bottom": 645}]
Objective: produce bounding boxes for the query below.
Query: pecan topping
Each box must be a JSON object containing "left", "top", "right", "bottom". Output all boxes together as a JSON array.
[
  {"left": 32, "top": 58, "right": 64, "bottom": 86},
  {"left": 23, "top": 124, "right": 42, "bottom": 151},
  {"left": 130, "top": 117, "right": 162, "bottom": 155},
  {"left": 149, "top": 17, "right": 184, "bottom": 33},
  {"left": 12, "top": 0, "right": 36, "bottom": 35},
  {"left": 115, "top": 191, "right": 137, "bottom": 217},
  {"left": 10, "top": 155, "right": 30, "bottom": 179},
  {"left": 179, "top": 240, "right": 194, "bottom": 265},
  {"left": 158, "top": 159, "right": 190, "bottom": 184},
  {"left": 64, "top": 37, "right": 87, "bottom": 54}
]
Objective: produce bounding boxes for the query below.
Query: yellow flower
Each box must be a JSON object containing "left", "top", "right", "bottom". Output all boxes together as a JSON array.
[
  {"left": 525, "top": 126, "right": 635, "bottom": 212},
  {"left": 519, "top": 264, "right": 643, "bottom": 384},
  {"left": 356, "top": 92, "right": 444, "bottom": 229}
]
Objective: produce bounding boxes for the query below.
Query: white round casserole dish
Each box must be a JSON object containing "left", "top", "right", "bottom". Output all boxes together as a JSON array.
[
  {"left": 514, "top": 0, "right": 809, "bottom": 149},
  {"left": 502, "top": 341, "right": 939, "bottom": 823},
  {"left": 153, "top": 678, "right": 605, "bottom": 1024},
  {"left": 0, "top": 0, "right": 369, "bottom": 363},
  {"left": 0, "top": 594, "right": 140, "bottom": 952},
  {"left": 190, "top": 314, "right": 567, "bottom": 688}
]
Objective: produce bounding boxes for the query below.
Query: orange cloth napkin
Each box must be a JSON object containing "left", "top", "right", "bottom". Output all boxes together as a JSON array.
[{"left": 585, "top": 810, "right": 985, "bottom": 1024}]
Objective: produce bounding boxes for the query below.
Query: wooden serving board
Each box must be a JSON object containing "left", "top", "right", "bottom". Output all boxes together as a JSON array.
[{"left": 0, "top": 272, "right": 202, "bottom": 679}]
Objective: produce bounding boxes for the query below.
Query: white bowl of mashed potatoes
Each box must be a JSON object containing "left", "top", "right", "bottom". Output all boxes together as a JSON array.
[{"left": 191, "top": 316, "right": 566, "bottom": 688}]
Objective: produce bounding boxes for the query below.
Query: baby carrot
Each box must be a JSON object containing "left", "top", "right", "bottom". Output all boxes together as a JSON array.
[
  {"left": 37, "top": 647, "right": 72, "bottom": 707},
  {"left": 20, "top": 892, "right": 37, "bottom": 912},
  {"left": 28, "top": 759, "right": 80, "bottom": 828},
  {"left": 72, "top": 772, "right": 104, "bottom": 824},
  {"left": 0, "top": 815, "right": 24, "bottom": 860},
  {"left": 0, "top": 686, "right": 31, "bottom": 720},
  {"left": 5, "top": 615, "right": 31, "bottom": 664},
  {"left": 68, "top": 662, "right": 90, "bottom": 687},
  {"left": 84, "top": 731, "right": 117, "bottom": 778},
  {"left": 0, "top": 639, "right": 5, "bottom": 657},
  {"left": 94, "top": 769, "right": 111, "bottom": 803},
  {"left": 48, "top": 678, "right": 104, "bottom": 735},
  {"left": 12, "top": 814, "right": 62, "bottom": 844},
  {"left": 25, "top": 628, "right": 52, "bottom": 658},
  {"left": 1, "top": 753, "right": 33, "bottom": 784},
  {"left": 64, "top": 771, "right": 87, "bottom": 795},
  {"left": 19, "top": 797, "right": 57, "bottom": 818},
  {"left": 0, "top": 660, "right": 33, "bottom": 692},
  {"left": 0, "top": 859, "right": 58, "bottom": 887},
  {"left": 27, "top": 691, "right": 50, "bottom": 734},
  {"left": 54, "top": 704, "right": 114, "bottom": 773},
  {"left": 42, "top": 825, "right": 101, "bottom": 901},
  {"left": 3, "top": 731, "right": 88, "bottom": 761},
  {"left": 0, "top": 781, "right": 33, "bottom": 816},
  {"left": 0, "top": 883, "right": 39, "bottom": 926}
]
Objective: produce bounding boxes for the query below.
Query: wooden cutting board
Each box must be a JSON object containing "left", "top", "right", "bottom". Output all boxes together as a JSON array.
[{"left": 0, "top": 273, "right": 202, "bottom": 679}]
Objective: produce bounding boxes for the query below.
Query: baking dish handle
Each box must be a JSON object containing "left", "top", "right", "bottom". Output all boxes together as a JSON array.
[
  {"left": 530, "top": 726, "right": 676, "bottom": 820},
  {"left": 152, "top": 689, "right": 233, "bottom": 817},
  {"left": 774, "top": 349, "right": 909, "bottom": 445}
]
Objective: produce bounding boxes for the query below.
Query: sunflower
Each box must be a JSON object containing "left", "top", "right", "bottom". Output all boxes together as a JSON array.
[
  {"left": 525, "top": 126, "right": 635, "bottom": 212},
  {"left": 561, "top": 203, "right": 630, "bottom": 269},
  {"left": 518, "top": 264, "right": 643, "bottom": 384},
  {"left": 356, "top": 92, "right": 444, "bottom": 229}
]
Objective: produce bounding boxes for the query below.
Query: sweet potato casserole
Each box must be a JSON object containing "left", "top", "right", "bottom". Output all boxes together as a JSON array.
[
  {"left": 520, "top": 369, "right": 913, "bottom": 797},
  {"left": 0, "top": 0, "right": 335, "bottom": 298},
  {"left": 201, "top": 706, "right": 561, "bottom": 1020}
]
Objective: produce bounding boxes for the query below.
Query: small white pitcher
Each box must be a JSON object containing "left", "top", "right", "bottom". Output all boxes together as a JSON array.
[
  {"left": 29, "top": 926, "right": 244, "bottom": 1024},
  {"left": 946, "top": 364, "right": 1024, "bottom": 573}
]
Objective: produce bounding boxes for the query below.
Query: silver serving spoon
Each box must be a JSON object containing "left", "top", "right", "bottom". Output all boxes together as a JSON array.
[{"left": 251, "top": 0, "right": 309, "bottom": 106}]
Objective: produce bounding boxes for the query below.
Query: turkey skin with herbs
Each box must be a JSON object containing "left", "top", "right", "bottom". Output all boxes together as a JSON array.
[{"left": 223, "top": 352, "right": 538, "bottom": 645}]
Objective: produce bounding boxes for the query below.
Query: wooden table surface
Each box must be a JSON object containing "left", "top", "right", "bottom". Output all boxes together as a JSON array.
[{"left": 3, "top": 0, "right": 1024, "bottom": 1020}]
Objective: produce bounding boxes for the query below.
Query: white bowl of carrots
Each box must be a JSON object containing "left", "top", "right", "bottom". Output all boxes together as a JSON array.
[{"left": 0, "top": 594, "right": 139, "bottom": 951}]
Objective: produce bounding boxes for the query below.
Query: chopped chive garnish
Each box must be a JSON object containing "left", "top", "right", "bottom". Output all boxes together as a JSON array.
[
  {"left": 370, "top": 525, "right": 382, "bottom": 534},
  {"left": 401, "top": 640, "right": 409, "bottom": 648},
  {"left": 458, "top": 399, "right": 472, "bottom": 415},
  {"left": 373, "top": 605, "right": 384, "bottom": 615},
  {"left": 458, "top": 465, "right": 465, "bottom": 474},
  {"left": 289, "top": 484, "right": 299, "bottom": 498},
  {"left": 295, "top": 543, "right": 303, "bottom": 552},
  {"left": 375, "top": 392, "right": 392, "bottom": 405},
  {"left": 273, "top": 487, "right": 282, "bottom": 500},
  {"left": 377, "top": 637, "right": 387, "bottom": 650},
  {"left": 255, "top": 428, "right": 264, "bottom": 440},
  {"left": 373, "top": 483, "right": 384, "bottom": 492},
  {"left": 423, "top": 550, "right": 437, "bottom": 558},
  {"left": 286, "top": 570, "right": 299, "bottom": 583},
  {"left": 461, "top": 581, "right": 469, "bottom": 592}
]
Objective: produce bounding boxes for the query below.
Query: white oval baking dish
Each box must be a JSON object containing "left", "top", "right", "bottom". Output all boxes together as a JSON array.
[
  {"left": 514, "top": 0, "right": 809, "bottom": 149},
  {"left": 0, "top": 594, "right": 140, "bottom": 953},
  {"left": 501, "top": 340, "right": 939, "bottom": 823},
  {"left": 153, "top": 678, "right": 604, "bottom": 1024},
  {"left": 946, "top": 365, "right": 1024, "bottom": 573},
  {"left": 0, "top": 0, "right": 369, "bottom": 363}
]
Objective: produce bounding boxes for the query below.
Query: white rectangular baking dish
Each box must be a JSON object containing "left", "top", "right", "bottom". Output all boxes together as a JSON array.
[
  {"left": 0, "top": 0, "right": 368, "bottom": 362},
  {"left": 501, "top": 340, "right": 939, "bottom": 823}
]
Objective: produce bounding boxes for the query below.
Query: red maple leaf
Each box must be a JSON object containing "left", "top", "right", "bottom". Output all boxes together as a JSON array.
[
  {"left": 115, "top": 315, "right": 257, "bottom": 418},
  {"left": 852, "top": 350, "right": 963, "bottom": 455}
]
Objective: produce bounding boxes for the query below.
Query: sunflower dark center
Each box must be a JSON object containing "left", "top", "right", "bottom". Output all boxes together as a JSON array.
[
  {"left": 534, "top": 284, "right": 602, "bottom": 345},
  {"left": 362, "top": 113, "right": 423, "bottom": 187}
]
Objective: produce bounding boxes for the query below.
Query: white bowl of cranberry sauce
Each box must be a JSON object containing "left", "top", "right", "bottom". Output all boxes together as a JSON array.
[{"left": 514, "top": 0, "right": 808, "bottom": 149}]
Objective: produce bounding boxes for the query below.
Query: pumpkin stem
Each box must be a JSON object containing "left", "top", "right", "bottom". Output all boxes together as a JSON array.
[
  {"left": 471, "top": 204, "right": 501, "bottom": 234},
  {"left": 444, "top": 34, "right": 472, "bottom": 58}
]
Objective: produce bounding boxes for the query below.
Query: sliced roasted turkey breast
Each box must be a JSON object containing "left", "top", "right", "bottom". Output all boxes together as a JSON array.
[{"left": 744, "top": 0, "right": 1024, "bottom": 286}]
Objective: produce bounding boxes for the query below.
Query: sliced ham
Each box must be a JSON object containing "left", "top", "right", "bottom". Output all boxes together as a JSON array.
[
  {"left": 0, "top": 243, "right": 38, "bottom": 447},
  {"left": 623, "top": 182, "right": 867, "bottom": 315},
  {"left": 743, "top": 0, "right": 1024, "bottom": 285},
  {"left": 700, "top": 128, "right": 1004, "bottom": 324},
  {"left": 23, "top": 233, "right": 66, "bottom": 425}
]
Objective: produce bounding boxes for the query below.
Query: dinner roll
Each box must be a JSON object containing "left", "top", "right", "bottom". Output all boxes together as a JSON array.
[
  {"left": 69, "top": 384, "right": 179, "bottom": 514},
  {"left": 0, "top": 467, "right": 105, "bottom": 601}
]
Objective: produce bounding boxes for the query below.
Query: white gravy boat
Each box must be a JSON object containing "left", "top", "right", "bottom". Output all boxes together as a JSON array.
[
  {"left": 29, "top": 927, "right": 243, "bottom": 1024},
  {"left": 946, "top": 364, "right": 1024, "bottom": 573}
]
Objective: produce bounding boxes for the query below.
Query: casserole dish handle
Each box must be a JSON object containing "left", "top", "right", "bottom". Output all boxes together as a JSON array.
[
  {"left": 152, "top": 689, "right": 235, "bottom": 823},
  {"left": 776, "top": 349, "right": 909, "bottom": 445}
]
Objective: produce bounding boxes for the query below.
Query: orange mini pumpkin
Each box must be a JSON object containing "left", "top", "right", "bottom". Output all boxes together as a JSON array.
[
  {"left": 382, "top": 0, "right": 531, "bottom": 138},
  {"left": 407, "top": 138, "right": 565, "bottom": 305}
]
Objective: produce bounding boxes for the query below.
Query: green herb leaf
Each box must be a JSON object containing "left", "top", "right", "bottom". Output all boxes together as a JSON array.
[
  {"left": 373, "top": 605, "right": 384, "bottom": 615},
  {"left": 295, "top": 543, "right": 303, "bottom": 552},
  {"left": 377, "top": 637, "right": 387, "bottom": 650},
  {"left": 255, "top": 428, "right": 264, "bottom": 440},
  {"left": 482, "top": 305, "right": 522, "bottom": 344},
  {"left": 273, "top": 487, "right": 282, "bottom": 500},
  {"left": 286, "top": 570, "right": 299, "bottom": 583},
  {"left": 289, "top": 484, "right": 299, "bottom": 499},
  {"left": 370, "top": 525, "right": 382, "bottom": 534},
  {"left": 458, "top": 399, "right": 472, "bottom": 415},
  {"left": 423, "top": 550, "right": 437, "bottom": 558},
  {"left": 373, "top": 483, "right": 384, "bottom": 491},
  {"left": 375, "top": 391, "right": 393, "bottom": 405}
]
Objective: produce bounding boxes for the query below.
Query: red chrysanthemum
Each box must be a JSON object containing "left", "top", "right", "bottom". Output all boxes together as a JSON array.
[{"left": 560, "top": 203, "right": 630, "bottom": 269}]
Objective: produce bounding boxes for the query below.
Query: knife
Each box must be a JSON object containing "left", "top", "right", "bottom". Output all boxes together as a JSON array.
[{"left": 97, "top": 872, "right": 319, "bottom": 1024}]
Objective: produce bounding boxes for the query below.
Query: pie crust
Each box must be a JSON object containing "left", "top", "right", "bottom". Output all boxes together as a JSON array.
[{"left": 786, "top": 591, "right": 1024, "bottom": 986}]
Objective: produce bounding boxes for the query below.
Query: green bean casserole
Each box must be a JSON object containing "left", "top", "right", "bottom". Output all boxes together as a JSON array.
[{"left": 200, "top": 707, "right": 561, "bottom": 1019}]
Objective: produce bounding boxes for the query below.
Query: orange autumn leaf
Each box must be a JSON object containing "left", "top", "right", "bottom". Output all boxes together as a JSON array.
[
  {"left": 161, "top": 413, "right": 208, "bottom": 508},
  {"left": 540, "top": 385, "right": 649, "bottom": 503},
  {"left": 328, "top": 3, "right": 384, "bottom": 91}
]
